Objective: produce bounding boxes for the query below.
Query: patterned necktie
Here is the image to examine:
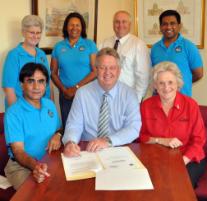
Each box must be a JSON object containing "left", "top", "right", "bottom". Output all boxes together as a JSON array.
[
  {"left": 98, "top": 93, "right": 109, "bottom": 137},
  {"left": 113, "top": 39, "right": 120, "bottom": 50}
]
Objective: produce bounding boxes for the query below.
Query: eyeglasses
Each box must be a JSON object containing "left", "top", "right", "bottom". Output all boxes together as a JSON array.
[
  {"left": 25, "top": 78, "right": 46, "bottom": 86},
  {"left": 26, "top": 31, "right": 42, "bottom": 36}
]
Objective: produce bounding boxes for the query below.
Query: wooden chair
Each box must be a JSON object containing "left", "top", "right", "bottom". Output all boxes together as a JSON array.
[
  {"left": 195, "top": 106, "right": 207, "bottom": 201},
  {"left": 0, "top": 113, "right": 16, "bottom": 201}
]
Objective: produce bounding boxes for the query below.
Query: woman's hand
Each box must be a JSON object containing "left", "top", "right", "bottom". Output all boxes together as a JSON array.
[
  {"left": 63, "top": 87, "right": 77, "bottom": 99},
  {"left": 160, "top": 137, "right": 183, "bottom": 148}
]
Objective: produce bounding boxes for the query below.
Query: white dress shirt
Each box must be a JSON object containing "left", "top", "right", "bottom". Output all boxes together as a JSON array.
[{"left": 99, "top": 33, "right": 151, "bottom": 102}]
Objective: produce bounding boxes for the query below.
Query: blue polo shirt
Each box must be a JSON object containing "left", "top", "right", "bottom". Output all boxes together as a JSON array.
[
  {"left": 151, "top": 34, "right": 203, "bottom": 96},
  {"left": 4, "top": 97, "right": 61, "bottom": 160},
  {"left": 52, "top": 37, "right": 97, "bottom": 87},
  {"left": 2, "top": 43, "right": 51, "bottom": 108}
]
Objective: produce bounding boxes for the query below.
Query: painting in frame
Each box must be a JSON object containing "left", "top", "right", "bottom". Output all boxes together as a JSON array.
[
  {"left": 32, "top": 0, "right": 98, "bottom": 54},
  {"left": 134, "top": 0, "right": 205, "bottom": 48}
]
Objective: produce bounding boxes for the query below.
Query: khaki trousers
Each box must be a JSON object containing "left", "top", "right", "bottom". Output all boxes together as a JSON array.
[{"left": 4, "top": 159, "right": 31, "bottom": 190}]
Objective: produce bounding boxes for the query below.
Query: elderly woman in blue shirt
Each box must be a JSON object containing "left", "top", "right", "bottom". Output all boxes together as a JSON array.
[{"left": 2, "top": 15, "right": 53, "bottom": 110}]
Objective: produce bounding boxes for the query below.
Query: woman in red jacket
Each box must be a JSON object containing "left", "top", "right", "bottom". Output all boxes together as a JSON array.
[{"left": 139, "top": 61, "right": 206, "bottom": 188}]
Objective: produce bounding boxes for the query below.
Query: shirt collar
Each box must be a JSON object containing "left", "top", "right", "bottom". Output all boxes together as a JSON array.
[
  {"left": 19, "top": 97, "right": 46, "bottom": 112},
  {"left": 161, "top": 33, "right": 183, "bottom": 48},
  {"left": 64, "top": 37, "right": 84, "bottom": 48},
  {"left": 154, "top": 92, "right": 181, "bottom": 110},
  {"left": 17, "top": 43, "right": 40, "bottom": 57},
  {"left": 114, "top": 33, "right": 130, "bottom": 45},
  {"left": 95, "top": 79, "right": 118, "bottom": 99}
]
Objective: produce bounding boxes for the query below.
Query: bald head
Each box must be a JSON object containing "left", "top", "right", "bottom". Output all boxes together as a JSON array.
[{"left": 113, "top": 10, "right": 131, "bottom": 38}]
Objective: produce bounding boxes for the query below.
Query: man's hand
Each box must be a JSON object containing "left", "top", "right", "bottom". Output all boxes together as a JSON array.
[
  {"left": 64, "top": 142, "right": 81, "bottom": 157},
  {"left": 46, "top": 133, "right": 62, "bottom": 154},
  {"left": 86, "top": 138, "right": 110, "bottom": 152},
  {"left": 33, "top": 163, "right": 50, "bottom": 183},
  {"left": 161, "top": 137, "right": 183, "bottom": 148}
]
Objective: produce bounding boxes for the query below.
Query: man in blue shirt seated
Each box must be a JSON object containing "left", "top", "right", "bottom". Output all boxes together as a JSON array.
[
  {"left": 4, "top": 63, "right": 62, "bottom": 190},
  {"left": 63, "top": 47, "right": 141, "bottom": 157}
]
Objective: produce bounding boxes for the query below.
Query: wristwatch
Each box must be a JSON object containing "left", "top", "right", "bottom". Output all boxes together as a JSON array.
[{"left": 75, "top": 84, "right": 80, "bottom": 89}]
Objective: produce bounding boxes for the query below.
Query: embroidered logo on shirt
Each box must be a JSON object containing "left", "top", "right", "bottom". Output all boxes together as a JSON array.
[
  {"left": 175, "top": 46, "right": 182, "bottom": 52},
  {"left": 48, "top": 110, "right": 54, "bottom": 118},
  {"left": 61, "top": 48, "right": 67, "bottom": 52},
  {"left": 79, "top": 46, "right": 85, "bottom": 51}
]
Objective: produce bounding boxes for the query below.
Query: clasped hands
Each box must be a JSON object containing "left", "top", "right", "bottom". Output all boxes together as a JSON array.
[
  {"left": 63, "top": 87, "right": 77, "bottom": 99},
  {"left": 64, "top": 138, "right": 110, "bottom": 157},
  {"left": 154, "top": 137, "right": 183, "bottom": 149}
]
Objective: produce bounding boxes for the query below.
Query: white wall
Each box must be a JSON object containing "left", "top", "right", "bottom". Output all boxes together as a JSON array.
[
  {"left": 0, "top": 0, "right": 31, "bottom": 112},
  {"left": 0, "top": 0, "right": 207, "bottom": 112}
]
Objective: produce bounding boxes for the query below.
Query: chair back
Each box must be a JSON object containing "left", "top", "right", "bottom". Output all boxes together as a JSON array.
[{"left": 199, "top": 106, "right": 207, "bottom": 153}]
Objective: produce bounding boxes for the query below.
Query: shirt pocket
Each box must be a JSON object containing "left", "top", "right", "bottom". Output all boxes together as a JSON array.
[{"left": 112, "top": 115, "right": 127, "bottom": 131}]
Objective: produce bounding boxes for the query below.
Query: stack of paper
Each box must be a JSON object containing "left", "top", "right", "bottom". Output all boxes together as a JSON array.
[{"left": 61, "top": 146, "right": 153, "bottom": 190}]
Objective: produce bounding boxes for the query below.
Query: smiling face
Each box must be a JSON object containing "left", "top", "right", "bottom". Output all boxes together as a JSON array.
[
  {"left": 97, "top": 55, "right": 120, "bottom": 91},
  {"left": 113, "top": 11, "right": 131, "bottom": 38},
  {"left": 67, "top": 17, "right": 82, "bottom": 40},
  {"left": 160, "top": 15, "right": 181, "bottom": 42},
  {"left": 22, "top": 26, "right": 42, "bottom": 47},
  {"left": 22, "top": 70, "right": 46, "bottom": 106},
  {"left": 154, "top": 71, "right": 178, "bottom": 103}
]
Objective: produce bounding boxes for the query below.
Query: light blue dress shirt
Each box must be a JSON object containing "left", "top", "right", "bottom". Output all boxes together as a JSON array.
[{"left": 62, "top": 80, "right": 141, "bottom": 146}]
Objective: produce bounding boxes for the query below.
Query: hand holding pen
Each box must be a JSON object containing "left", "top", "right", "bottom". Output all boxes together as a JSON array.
[{"left": 33, "top": 162, "right": 50, "bottom": 183}]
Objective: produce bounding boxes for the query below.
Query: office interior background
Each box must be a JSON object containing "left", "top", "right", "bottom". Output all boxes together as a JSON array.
[{"left": 0, "top": 0, "right": 207, "bottom": 112}]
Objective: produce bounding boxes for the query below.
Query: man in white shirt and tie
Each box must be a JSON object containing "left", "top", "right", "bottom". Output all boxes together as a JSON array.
[
  {"left": 63, "top": 47, "right": 141, "bottom": 157},
  {"left": 99, "top": 10, "right": 151, "bottom": 102}
]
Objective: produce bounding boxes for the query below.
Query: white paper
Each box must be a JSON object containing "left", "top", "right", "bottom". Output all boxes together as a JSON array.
[
  {"left": 97, "top": 147, "right": 145, "bottom": 169},
  {"left": 61, "top": 152, "right": 103, "bottom": 180},
  {"left": 0, "top": 175, "right": 12, "bottom": 189},
  {"left": 95, "top": 168, "right": 154, "bottom": 190}
]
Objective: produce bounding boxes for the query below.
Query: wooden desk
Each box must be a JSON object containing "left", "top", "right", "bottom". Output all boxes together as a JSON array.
[{"left": 11, "top": 143, "right": 197, "bottom": 201}]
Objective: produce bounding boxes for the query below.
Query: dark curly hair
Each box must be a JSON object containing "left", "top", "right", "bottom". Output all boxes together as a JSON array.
[{"left": 62, "top": 12, "right": 87, "bottom": 39}]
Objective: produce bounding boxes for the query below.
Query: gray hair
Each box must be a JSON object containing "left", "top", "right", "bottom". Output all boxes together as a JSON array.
[
  {"left": 95, "top": 47, "right": 120, "bottom": 67},
  {"left": 21, "top": 15, "right": 43, "bottom": 31},
  {"left": 152, "top": 61, "right": 183, "bottom": 90},
  {"left": 113, "top": 10, "right": 131, "bottom": 22}
]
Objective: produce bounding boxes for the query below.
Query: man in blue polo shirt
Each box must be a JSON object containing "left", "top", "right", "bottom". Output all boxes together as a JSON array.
[
  {"left": 151, "top": 10, "right": 203, "bottom": 96},
  {"left": 4, "top": 63, "right": 62, "bottom": 190}
]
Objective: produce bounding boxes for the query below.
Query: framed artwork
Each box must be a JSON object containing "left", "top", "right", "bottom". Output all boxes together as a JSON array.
[
  {"left": 32, "top": 0, "right": 98, "bottom": 54},
  {"left": 134, "top": 0, "right": 205, "bottom": 48}
]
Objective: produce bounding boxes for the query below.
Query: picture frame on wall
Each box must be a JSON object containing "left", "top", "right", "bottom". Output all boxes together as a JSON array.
[
  {"left": 134, "top": 0, "right": 205, "bottom": 48},
  {"left": 32, "top": 0, "right": 98, "bottom": 54}
]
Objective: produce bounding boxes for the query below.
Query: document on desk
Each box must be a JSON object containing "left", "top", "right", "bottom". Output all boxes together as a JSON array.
[
  {"left": 95, "top": 147, "right": 154, "bottom": 190},
  {"left": 61, "top": 151, "right": 103, "bottom": 181},
  {"left": 62, "top": 146, "right": 153, "bottom": 190}
]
